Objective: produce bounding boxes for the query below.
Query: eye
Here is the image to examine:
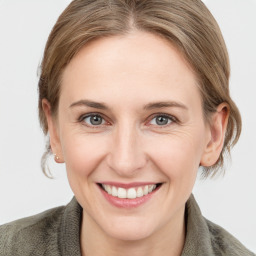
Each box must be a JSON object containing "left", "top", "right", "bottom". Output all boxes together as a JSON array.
[
  {"left": 82, "top": 114, "right": 106, "bottom": 126},
  {"left": 149, "top": 115, "right": 173, "bottom": 126}
]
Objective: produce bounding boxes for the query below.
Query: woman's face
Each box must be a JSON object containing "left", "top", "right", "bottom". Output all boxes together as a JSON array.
[{"left": 48, "top": 32, "right": 213, "bottom": 240}]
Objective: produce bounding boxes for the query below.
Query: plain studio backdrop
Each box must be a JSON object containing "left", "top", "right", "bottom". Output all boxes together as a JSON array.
[{"left": 0, "top": 0, "right": 255, "bottom": 252}]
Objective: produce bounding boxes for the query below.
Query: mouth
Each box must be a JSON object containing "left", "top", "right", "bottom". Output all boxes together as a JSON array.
[{"left": 97, "top": 183, "right": 162, "bottom": 199}]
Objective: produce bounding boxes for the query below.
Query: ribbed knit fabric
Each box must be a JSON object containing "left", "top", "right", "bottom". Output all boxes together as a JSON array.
[
  {"left": 0, "top": 198, "right": 82, "bottom": 256},
  {"left": 0, "top": 195, "right": 254, "bottom": 255},
  {"left": 182, "top": 195, "right": 255, "bottom": 255}
]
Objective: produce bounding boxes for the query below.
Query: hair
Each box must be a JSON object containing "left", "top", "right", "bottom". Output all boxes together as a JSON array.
[{"left": 38, "top": 0, "right": 241, "bottom": 178}]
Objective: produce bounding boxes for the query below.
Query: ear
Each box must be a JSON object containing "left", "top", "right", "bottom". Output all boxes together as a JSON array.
[
  {"left": 200, "top": 103, "right": 230, "bottom": 167},
  {"left": 42, "top": 99, "right": 64, "bottom": 163}
]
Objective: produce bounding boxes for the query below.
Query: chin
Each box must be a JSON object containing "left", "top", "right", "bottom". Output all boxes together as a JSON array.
[{"left": 103, "top": 218, "right": 156, "bottom": 241}]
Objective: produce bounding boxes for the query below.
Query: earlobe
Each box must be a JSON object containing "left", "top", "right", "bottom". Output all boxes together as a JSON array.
[
  {"left": 42, "top": 99, "right": 64, "bottom": 163},
  {"left": 200, "top": 103, "right": 230, "bottom": 167}
]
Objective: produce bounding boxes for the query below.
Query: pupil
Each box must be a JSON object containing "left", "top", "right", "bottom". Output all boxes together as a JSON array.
[
  {"left": 90, "top": 115, "right": 102, "bottom": 125},
  {"left": 156, "top": 116, "right": 168, "bottom": 125}
]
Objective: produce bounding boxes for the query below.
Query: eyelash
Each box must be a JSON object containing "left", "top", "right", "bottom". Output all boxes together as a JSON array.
[
  {"left": 147, "top": 114, "right": 177, "bottom": 127},
  {"left": 78, "top": 112, "right": 178, "bottom": 128},
  {"left": 78, "top": 113, "right": 109, "bottom": 128}
]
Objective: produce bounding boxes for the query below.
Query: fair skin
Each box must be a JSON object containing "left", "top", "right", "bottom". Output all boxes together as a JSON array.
[{"left": 43, "top": 31, "right": 229, "bottom": 256}]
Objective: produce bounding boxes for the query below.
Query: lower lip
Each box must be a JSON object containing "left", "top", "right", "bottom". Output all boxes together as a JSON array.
[{"left": 99, "top": 185, "right": 160, "bottom": 209}]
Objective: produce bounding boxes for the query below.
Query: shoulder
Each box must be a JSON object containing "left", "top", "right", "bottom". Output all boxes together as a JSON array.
[
  {"left": 204, "top": 218, "right": 255, "bottom": 256},
  {"left": 183, "top": 194, "right": 255, "bottom": 256},
  {"left": 0, "top": 205, "right": 65, "bottom": 256}
]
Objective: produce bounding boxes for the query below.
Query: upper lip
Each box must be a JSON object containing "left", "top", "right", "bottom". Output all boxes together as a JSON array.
[{"left": 97, "top": 182, "right": 162, "bottom": 189}]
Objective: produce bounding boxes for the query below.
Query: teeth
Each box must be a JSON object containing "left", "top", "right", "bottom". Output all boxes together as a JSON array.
[
  {"left": 101, "top": 184, "right": 159, "bottom": 199},
  {"left": 106, "top": 185, "right": 112, "bottom": 194},
  {"left": 112, "top": 186, "right": 118, "bottom": 197},
  {"left": 127, "top": 188, "right": 136, "bottom": 199},
  {"left": 148, "top": 185, "right": 156, "bottom": 193},
  {"left": 136, "top": 187, "right": 144, "bottom": 197},
  {"left": 143, "top": 185, "right": 149, "bottom": 195},
  {"left": 117, "top": 188, "right": 127, "bottom": 198}
]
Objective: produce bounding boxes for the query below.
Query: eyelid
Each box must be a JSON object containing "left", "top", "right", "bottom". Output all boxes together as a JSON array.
[
  {"left": 78, "top": 112, "right": 110, "bottom": 127},
  {"left": 146, "top": 113, "right": 178, "bottom": 126},
  {"left": 77, "top": 112, "right": 178, "bottom": 128}
]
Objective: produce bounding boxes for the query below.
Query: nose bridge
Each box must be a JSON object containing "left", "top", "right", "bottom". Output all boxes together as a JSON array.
[{"left": 107, "top": 121, "right": 146, "bottom": 176}]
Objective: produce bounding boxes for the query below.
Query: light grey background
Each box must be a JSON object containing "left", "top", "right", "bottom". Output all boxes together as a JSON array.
[{"left": 0, "top": 0, "right": 255, "bottom": 252}]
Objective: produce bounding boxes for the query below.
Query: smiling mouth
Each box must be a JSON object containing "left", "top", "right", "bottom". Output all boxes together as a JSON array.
[{"left": 98, "top": 183, "right": 162, "bottom": 199}]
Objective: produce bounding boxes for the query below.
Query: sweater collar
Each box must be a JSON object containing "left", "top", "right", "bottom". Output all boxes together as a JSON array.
[
  {"left": 60, "top": 197, "right": 82, "bottom": 256},
  {"left": 181, "top": 194, "right": 214, "bottom": 255}
]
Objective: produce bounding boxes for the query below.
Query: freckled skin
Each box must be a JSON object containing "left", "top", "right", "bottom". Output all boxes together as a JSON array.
[{"left": 43, "top": 31, "right": 227, "bottom": 256}]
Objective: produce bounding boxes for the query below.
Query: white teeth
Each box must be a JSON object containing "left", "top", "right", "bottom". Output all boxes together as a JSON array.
[
  {"left": 143, "top": 185, "right": 149, "bottom": 195},
  {"left": 136, "top": 187, "right": 144, "bottom": 197},
  {"left": 127, "top": 188, "right": 137, "bottom": 199},
  {"left": 117, "top": 188, "right": 127, "bottom": 198},
  {"left": 148, "top": 185, "right": 156, "bottom": 193},
  {"left": 106, "top": 185, "right": 112, "bottom": 194},
  {"left": 148, "top": 185, "right": 154, "bottom": 193},
  {"left": 112, "top": 186, "right": 118, "bottom": 197},
  {"left": 102, "top": 184, "right": 159, "bottom": 199}
]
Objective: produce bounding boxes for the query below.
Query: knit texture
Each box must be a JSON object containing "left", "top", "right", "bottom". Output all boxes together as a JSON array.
[{"left": 0, "top": 195, "right": 254, "bottom": 255}]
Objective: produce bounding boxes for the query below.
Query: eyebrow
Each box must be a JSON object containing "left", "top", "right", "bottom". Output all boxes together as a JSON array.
[
  {"left": 69, "top": 99, "right": 188, "bottom": 111},
  {"left": 143, "top": 101, "right": 188, "bottom": 111},
  {"left": 70, "top": 100, "right": 109, "bottom": 110}
]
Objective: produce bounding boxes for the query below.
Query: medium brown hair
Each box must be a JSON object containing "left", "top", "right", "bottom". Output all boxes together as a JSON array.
[{"left": 38, "top": 0, "right": 241, "bottom": 177}]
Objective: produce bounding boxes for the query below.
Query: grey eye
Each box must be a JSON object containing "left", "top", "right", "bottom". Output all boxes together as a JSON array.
[
  {"left": 84, "top": 115, "right": 105, "bottom": 126},
  {"left": 150, "top": 115, "right": 172, "bottom": 126}
]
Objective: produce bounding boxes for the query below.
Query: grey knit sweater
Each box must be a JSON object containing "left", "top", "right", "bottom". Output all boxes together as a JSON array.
[{"left": 0, "top": 195, "right": 254, "bottom": 256}]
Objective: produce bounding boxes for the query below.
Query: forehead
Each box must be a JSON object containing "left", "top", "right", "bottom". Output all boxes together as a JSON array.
[{"left": 60, "top": 31, "right": 200, "bottom": 109}]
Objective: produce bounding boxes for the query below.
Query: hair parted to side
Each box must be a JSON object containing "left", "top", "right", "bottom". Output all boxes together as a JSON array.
[{"left": 38, "top": 0, "right": 241, "bottom": 178}]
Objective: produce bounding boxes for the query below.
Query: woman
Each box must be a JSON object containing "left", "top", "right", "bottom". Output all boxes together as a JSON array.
[{"left": 0, "top": 0, "right": 254, "bottom": 255}]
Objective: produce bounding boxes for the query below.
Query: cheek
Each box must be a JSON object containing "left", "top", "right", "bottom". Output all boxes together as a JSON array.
[
  {"left": 149, "top": 129, "right": 205, "bottom": 180},
  {"left": 60, "top": 131, "right": 108, "bottom": 179},
  {"left": 147, "top": 133, "right": 204, "bottom": 206}
]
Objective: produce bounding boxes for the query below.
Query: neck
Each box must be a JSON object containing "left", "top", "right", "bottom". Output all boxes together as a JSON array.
[{"left": 80, "top": 206, "right": 186, "bottom": 256}]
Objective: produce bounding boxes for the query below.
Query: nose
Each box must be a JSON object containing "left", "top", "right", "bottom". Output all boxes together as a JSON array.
[{"left": 106, "top": 124, "right": 147, "bottom": 177}]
